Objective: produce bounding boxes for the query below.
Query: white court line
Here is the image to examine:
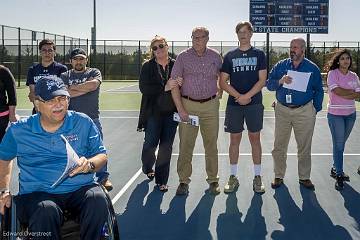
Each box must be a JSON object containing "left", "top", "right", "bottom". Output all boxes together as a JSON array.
[
  {"left": 172, "top": 153, "right": 360, "bottom": 156},
  {"left": 111, "top": 152, "right": 360, "bottom": 204},
  {"left": 111, "top": 168, "right": 142, "bottom": 205},
  {"left": 100, "top": 116, "right": 328, "bottom": 119},
  {"left": 102, "top": 84, "right": 138, "bottom": 93}
]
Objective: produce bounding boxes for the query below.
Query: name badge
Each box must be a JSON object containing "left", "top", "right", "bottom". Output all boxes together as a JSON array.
[{"left": 286, "top": 94, "right": 292, "bottom": 104}]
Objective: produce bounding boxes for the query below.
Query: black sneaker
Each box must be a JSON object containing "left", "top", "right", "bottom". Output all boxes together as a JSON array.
[
  {"left": 335, "top": 176, "right": 344, "bottom": 191},
  {"left": 358, "top": 166, "right": 360, "bottom": 175},
  {"left": 330, "top": 167, "right": 350, "bottom": 182}
]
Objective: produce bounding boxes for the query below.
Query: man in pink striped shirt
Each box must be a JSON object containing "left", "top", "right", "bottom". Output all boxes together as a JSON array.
[{"left": 171, "top": 27, "right": 222, "bottom": 195}]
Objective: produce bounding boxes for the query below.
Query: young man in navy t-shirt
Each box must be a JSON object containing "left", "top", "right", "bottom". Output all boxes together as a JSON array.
[
  {"left": 26, "top": 39, "right": 67, "bottom": 114},
  {"left": 219, "top": 21, "right": 267, "bottom": 194}
]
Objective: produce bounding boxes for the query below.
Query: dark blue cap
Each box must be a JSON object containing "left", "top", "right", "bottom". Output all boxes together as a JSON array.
[
  {"left": 70, "top": 48, "right": 87, "bottom": 59},
  {"left": 35, "top": 76, "right": 70, "bottom": 101}
]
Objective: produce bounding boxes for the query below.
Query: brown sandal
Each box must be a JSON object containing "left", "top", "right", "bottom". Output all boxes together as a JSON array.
[
  {"left": 158, "top": 184, "right": 168, "bottom": 192},
  {"left": 146, "top": 171, "right": 155, "bottom": 181}
]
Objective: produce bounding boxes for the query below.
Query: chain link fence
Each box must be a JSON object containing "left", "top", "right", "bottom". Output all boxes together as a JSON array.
[{"left": 1, "top": 24, "right": 359, "bottom": 84}]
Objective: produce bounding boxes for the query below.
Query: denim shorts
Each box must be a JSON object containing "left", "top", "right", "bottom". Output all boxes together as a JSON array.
[{"left": 224, "top": 103, "right": 264, "bottom": 133}]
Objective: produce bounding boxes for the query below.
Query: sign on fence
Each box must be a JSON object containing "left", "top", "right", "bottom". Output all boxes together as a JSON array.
[{"left": 249, "top": 0, "right": 329, "bottom": 34}]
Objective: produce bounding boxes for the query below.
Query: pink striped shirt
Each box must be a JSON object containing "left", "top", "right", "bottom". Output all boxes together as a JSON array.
[
  {"left": 327, "top": 68, "right": 360, "bottom": 115},
  {"left": 171, "top": 47, "right": 222, "bottom": 99}
]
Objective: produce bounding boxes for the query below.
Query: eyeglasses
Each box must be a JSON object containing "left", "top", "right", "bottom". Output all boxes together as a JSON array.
[
  {"left": 37, "top": 96, "right": 69, "bottom": 106},
  {"left": 40, "top": 48, "right": 55, "bottom": 54},
  {"left": 151, "top": 44, "right": 165, "bottom": 51},
  {"left": 191, "top": 35, "right": 208, "bottom": 41},
  {"left": 237, "top": 30, "right": 251, "bottom": 35}
]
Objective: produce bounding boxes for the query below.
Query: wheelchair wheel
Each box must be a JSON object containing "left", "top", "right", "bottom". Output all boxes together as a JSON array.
[
  {"left": 0, "top": 208, "right": 11, "bottom": 240},
  {"left": 100, "top": 186, "right": 120, "bottom": 240},
  {"left": 6, "top": 185, "right": 120, "bottom": 240}
]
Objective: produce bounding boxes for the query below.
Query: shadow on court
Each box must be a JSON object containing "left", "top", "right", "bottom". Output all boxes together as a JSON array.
[
  {"left": 217, "top": 194, "right": 267, "bottom": 240},
  {"left": 118, "top": 180, "right": 218, "bottom": 240},
  {"left": 271, "top": 185, "right": 351, "bottom": 240}
]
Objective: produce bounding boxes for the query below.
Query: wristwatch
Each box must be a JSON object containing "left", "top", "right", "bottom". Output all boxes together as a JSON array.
[{"left": 88, "top": 161, "right": 96, "bottom": 173}]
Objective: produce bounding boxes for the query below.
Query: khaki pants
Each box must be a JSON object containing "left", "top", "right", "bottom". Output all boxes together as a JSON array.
[
  {"left": 177, "top": 97, "right": 220, "bottom": 184},
  {"left": 272, "top": 102, "right": 316, "bottom": 180}
]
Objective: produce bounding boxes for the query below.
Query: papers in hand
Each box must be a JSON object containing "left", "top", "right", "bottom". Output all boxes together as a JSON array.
[
  {"left": 51, "top": 135, "right": 80, "bottom": 188},
  {"left": 283, "top": 70, "right": 311, "bottom": 92},
  {"left": 173, "top": 112, "right": 199, "bottom": 126}
]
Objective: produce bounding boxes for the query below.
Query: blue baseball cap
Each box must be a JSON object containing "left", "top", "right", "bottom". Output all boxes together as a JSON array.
[
  {"left": 35, "top": 76, "right": 70, "bottom": 101},
  {"left": 70, "top": 48, "right": 87, "bottom": 59}
]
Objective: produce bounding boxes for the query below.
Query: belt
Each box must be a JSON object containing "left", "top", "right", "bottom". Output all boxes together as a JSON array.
[
  {"left": 182, "top": 95, "right": 216, "bottom": 103},
  {"left": 280, "top": 102, "right": 306, "bottom": 109}
]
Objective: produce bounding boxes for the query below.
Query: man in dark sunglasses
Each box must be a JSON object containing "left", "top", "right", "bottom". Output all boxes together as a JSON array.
[{"left": 171, "top": 27, "right": 223, "bottom": 196}]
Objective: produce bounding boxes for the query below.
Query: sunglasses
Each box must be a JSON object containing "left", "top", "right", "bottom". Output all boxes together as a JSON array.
[{"left": 151, "top": 44, "right": 165, "bottom": 51}]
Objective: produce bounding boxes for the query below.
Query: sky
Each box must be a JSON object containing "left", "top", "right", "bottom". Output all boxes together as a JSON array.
[{"left": 0, "top": 0, "right": 359, "bottom": 43}]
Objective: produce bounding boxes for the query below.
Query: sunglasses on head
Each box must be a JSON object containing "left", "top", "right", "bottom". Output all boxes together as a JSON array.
[{"left": 151, "top": 44, "right": 165, "bottom": 51}]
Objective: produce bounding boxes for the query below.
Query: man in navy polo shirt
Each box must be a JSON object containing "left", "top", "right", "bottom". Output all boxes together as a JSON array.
[
  {"left": 26, "top": 39, "right": 67, "bottom": 114},
  {"left": 0, "top": 76, "right": 109, "bottom": 240}
]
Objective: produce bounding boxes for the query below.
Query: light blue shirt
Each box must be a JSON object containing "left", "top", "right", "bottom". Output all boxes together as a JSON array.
[{"left": 0, "top": 111, "right": 106, "bottom": 195}]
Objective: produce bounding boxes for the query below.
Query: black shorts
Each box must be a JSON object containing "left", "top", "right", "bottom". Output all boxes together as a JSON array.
[{"left": 224, "top": 104, "right": 264, "bottom": 133}]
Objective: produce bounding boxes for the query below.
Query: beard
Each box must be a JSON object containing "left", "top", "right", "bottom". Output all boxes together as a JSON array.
[{"left": 74, "top": 64, "right": 85, "bottom": 71}]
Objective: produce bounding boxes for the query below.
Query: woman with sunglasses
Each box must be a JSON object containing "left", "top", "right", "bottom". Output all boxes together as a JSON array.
[
  {"left": 137, "top": 35, "right": 182, "bottom": 192},
  {"left": 326, "top": 49, "right": 360, "bottom": 190}
]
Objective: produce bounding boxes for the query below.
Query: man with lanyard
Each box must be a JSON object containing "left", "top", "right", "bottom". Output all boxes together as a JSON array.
[
  {"left": 266, "top": 37, "right": 324, "bottom": 190},
  {"left": 171, "top": 27, "right": 222, "bottom": 195},
  {"left": 61, "top": 48, "right": 113, "bottom": 191},
  {"left": 26, "top": 39, "right": 67, "bottom": 114},
  {"left": 219, "top": 21, "right": 267, "bottom": 194}
]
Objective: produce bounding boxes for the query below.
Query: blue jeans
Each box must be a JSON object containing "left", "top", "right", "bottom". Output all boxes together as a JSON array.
[
  {"left": 93, "top": 118, "right": 109, "bottom": 182},
  {"left": 327, "top": 112, "right": 356, "bottom": 175},
  {"left": 141, "top": 115, "right": 178, "bottom": 185}
]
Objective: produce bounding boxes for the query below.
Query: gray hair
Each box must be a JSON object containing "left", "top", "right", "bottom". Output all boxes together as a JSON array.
[
  {"left": 191, "top": 27, "right": 209, "bottom": 37},
  {"left": 291, "top": 37, "right": 306, "bottom": 50}
]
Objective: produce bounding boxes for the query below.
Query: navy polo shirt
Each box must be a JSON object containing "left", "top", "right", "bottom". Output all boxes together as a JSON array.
[{"left": 0, "top": 111, "right": 106, "bottom": 195}]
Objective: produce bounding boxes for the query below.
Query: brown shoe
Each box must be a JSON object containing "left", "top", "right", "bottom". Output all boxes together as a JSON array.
[
  {"left": 271, "top": 178, "right": 283, "bottom": 189},
  {"left": 101, "top": 179, "right": 113, "bottom": 192},
  {"left": 299, "top": 179, "right": 315, "bottom": 190},
  {"left": 176, "top": 183, "right": 189, "bottom": 195},
  {"left": 209, "top": 182, "right": 220, "bottom": 195}
]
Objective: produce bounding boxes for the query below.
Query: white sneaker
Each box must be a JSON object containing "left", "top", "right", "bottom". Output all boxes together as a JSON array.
[
  {"left": 253, "top": 175, "right": 265, "bottom": 193},
  {"left": 224, "top": 175, "right": 239, "bottom": 193}
]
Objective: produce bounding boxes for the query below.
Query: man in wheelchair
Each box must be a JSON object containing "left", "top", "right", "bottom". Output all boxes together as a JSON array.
[{"left": 0, "top": 76, "right": 110, "bottom": 239}]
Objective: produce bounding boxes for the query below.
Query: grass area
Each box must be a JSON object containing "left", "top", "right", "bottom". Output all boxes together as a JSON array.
[{"left": 15, "top": 81, "right": 342, "bottom": 111}]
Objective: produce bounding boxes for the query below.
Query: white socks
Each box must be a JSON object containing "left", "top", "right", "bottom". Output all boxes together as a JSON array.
[
  {"left": 254, "top": 164, "right": 261, "bottom": 176},
  {"left": 230, "top": 164, "right": 238, "bottom": 176},
  {"left": 230, "top": 164, "right": 261, "bottom": 176}
]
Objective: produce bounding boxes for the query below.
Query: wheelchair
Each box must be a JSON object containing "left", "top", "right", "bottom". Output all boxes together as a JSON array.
[{"left": 0, "top": 184, "right": 120, "bottom": 240}]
